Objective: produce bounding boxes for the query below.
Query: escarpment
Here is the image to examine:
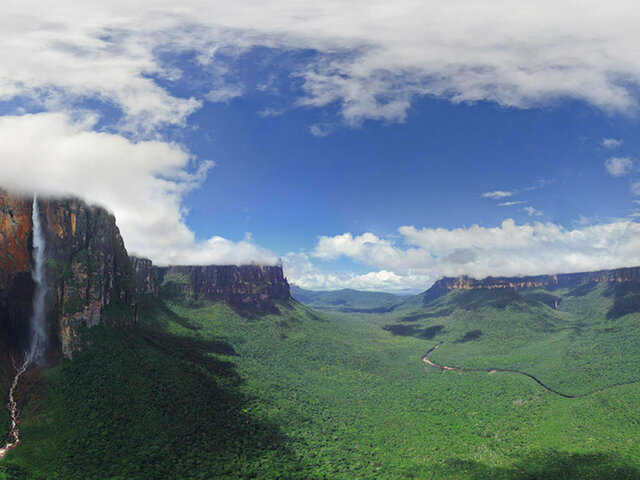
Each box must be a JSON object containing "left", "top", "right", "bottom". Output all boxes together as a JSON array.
[
  {"left": 0, "top": 192, "right": 34, "bottom": 352},
  {"left": 129, "top": 260, "right": 290, "bottom": 313},
  {"left": 431, "top": 267, "right": 640, "bottom": 292},
  {"left": 1, "top": 191, "right": 292, "bottom": 361},
  {"left": 0, "top": 192, "right": 136, "bottom": 359},
  {"left": 130, "top": 256, "right": 159, "bottom": 296},
  {"left": 39, "top": 197, "right": 137, "bottom": 357}
]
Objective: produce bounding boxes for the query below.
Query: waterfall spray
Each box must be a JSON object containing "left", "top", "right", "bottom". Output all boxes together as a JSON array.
[
  {"left": 27, "top": 195, "right": 47, "bottom": 364},
  {"left": 1, "top": 195, "right": 48, "bottom": 460}
]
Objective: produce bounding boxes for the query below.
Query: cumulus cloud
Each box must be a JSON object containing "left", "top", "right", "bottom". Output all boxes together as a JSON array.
[
  {"left": 282, "top": 252, "right": 429, "bottom": 293},
  {"left": 605, "top": 156, "right": 633, "bottom": 177},
  {"left": 305, "top": 219, "right": 640, "bottom": 291},
  {"left": 497, "top": 200, "right": 528, "bottom": 207},
  {"left": 481, "top": 190, "right": 514, "bottom": 200},
  {"left": 0, "top": 112, "right": 278, "bottom": 266},
  {"left": 602, "top": 138, "right": 624, "bottom": 149}
]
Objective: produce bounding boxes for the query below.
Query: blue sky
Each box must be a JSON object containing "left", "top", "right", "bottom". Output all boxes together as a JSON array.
[{"left": 2, "top": 1, "right": 640, "bottom": 292}]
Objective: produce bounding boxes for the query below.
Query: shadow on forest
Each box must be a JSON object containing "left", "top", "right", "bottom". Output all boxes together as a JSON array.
[
  {"left": 603, "top": 282, "right": 640, "bottom": 320},
  {"left": 400, "top": 308, "right": 455, "bottom": 322},
  {"left": 433, "top": 451, "right": 640, "bottom": 480},
  {"left": 566, "top": 281, "right": 599, "bottom": 297},
  {"left": 2, "top": 318, "right": 303, "bottom": 479},
  {"left": 454, "top": 329, "right": 482, "bottom": 343},
  {"left": 384, "top": 323, "right": 444, "bottom": 340}
]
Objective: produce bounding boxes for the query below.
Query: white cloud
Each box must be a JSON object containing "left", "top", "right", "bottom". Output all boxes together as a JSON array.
[
  {"left": 282, "top": 252, "right": 429, "bottom": 293},
  {"left": 497, "top": 200, "right": 528, "bottom": 207},
  {"left": 3, "top": 1, "right": 640, "bottom": 132},
  {"left": 631, "top": 181, "right": 640, "bottom": 196},
  {"left": 306, "top": 219, "right": 640, "bottom": 290},
  {"left": 4, "top": 1, "right": 640, "bottom": 272},
  {"left": 312, "top": 232, "right": 397, "bottom": 261},
  {"left": 205, "top": 84, "right": 243, "bottom": 104},
  {"left": 0, "top": 112, "right": 278, "bottom": 266},
  {"left": 605, "top": 156, "right": 633, "bottom": 176},
  {"left": 602, "top": 138, "right": 624, "bottom": 149},
  {"left": 308, "top": 123, "right": 333, "bottom": 137},
  {"left": 523, "top": 206, "right": 543, "bottom": 217},
  {"left": 481, "top": 190, "right": 514, "bottom": 200}
]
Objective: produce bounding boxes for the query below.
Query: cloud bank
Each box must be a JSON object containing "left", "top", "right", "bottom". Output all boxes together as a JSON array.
[
  {"left": 0, "top": 112, "right": 277, "bottom": 265},
  {"left": 285, "top": 219, "right": 640, "bottom": 292},
  {"left": 4, "top": 1, "right": 640, "bottom": 130}
]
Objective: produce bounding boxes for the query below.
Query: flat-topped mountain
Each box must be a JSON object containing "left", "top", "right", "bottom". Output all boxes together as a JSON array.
[
  {"left": 130, "top": 258, "right": 290, "bottom": 313},
  {"left": 429, "top": 267, "right": 640, "bottom": 292},
  {"left": 0, "top": 191, "right": 291, "bottom": 361}
]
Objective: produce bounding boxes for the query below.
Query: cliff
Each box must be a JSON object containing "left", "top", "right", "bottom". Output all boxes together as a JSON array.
[
  {"left": 0, "top": 192, "right": 136, "bottom": 359},
  {"left": 156, "top": 264, "right": 290, "bottom": 312},
  {"left": 0, "top": 192, "right": 34, "bottom": 351},
  {"left": 40, "top": 197, "right": 137, "bottom": 357},
  {"left": 431, "top": 267, "right": 640, "bottom": 292},
  {"left": 130, "top": 256, "right": 159, "bottom": 296}
]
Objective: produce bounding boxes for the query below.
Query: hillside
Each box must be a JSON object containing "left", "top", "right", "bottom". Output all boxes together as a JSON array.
[
  {"left": 382, "top": 268, "right": 640, "bottom": 396},
  {"left": 2, "top": 266, "right": 640, "bottom": 478},
  {"left": 290, "top": 285, "right": 408, "bottom": 313}
]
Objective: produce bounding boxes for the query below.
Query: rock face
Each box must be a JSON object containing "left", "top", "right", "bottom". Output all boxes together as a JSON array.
[
  {"left": 0, "top": 192, "right": 136, "bottom": 359},
  {"left": 130, "top": 256, "right": 159, "bottom": 296},
  {"left": 156, "top": 264, "right": 290, "bottom": 312},
  {"left": 39, "top": 197, "right": 137, "bottom": 357},
  {"left": 431, "top": 267, "right": 640, "bottom": 292},
  {"left": 129, "top": 255, "right": 291, "bottom": 311},
  {"left": 1, "top": 191, "right": 290, "bottom": 360},
  {"left": 0, "top": 192, "right": 34, "bottom": 351}
]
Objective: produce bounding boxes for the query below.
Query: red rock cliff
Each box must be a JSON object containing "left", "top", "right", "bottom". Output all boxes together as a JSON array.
[
  {"left": 0, "top": 192, "right": 34, "bottom": 351},
  {"left": 0, "top": 192, "right": 136, "bottom": 359}
]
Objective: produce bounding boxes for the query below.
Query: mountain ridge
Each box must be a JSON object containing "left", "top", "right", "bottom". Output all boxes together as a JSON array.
[{"left": 430, "top": 266, "right": 640, "bottom": 292}]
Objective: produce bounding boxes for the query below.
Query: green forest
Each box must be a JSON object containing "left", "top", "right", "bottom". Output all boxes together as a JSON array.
[{"left": 2, "top": 279, "right": 640, "bottom": 479}]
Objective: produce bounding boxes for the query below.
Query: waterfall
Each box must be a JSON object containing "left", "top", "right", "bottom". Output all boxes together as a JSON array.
[
  {"left": 0, "top": 356, "right": 28, "bottom": 460},
  {"left": 0, "top": 196, "right": 46, "bottom": 459},
  {"left": 27, "top": 195, "right": 47, "bottom": 364}
]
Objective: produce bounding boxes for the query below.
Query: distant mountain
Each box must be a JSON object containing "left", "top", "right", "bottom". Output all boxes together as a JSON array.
[
  {"left": 395, "top": 266, "right": 640, "bottom": 310},
  {"left": 290, "top": 285, "right": 409, "bottom": 313},
  {"left": 382, "top": 266, "right": 640, "bottom": 396}
]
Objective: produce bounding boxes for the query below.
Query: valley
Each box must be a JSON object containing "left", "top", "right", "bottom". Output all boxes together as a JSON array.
[
  {"left": 3, "top": 4, "right": 640, "bottom": 479},
  {"left": 4, "top": 271, "right": 640, "bottom": 478},
  {"left": 1, "top": 193, "right": 640, "bottom": 479}
]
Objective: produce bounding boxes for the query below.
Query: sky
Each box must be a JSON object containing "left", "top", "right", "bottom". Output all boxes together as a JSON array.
[{"left": 2, "top": 1, "right": 640, "bottom": 293}]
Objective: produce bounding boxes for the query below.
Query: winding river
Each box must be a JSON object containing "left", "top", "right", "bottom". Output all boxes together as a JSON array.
[{"left": 422, "top": 343, "right": 638, "bottom": 399}]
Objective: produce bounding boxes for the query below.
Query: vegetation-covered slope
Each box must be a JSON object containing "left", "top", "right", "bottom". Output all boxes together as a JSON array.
[
  {"left": 290, "top": 285, "right": 408, "bottom": 313},
  {"left": 382, "top": 280, "right": 640, "bottom": 395},
  {"left": 2, "top": 276, "right": 640, "bottom": 479}
]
